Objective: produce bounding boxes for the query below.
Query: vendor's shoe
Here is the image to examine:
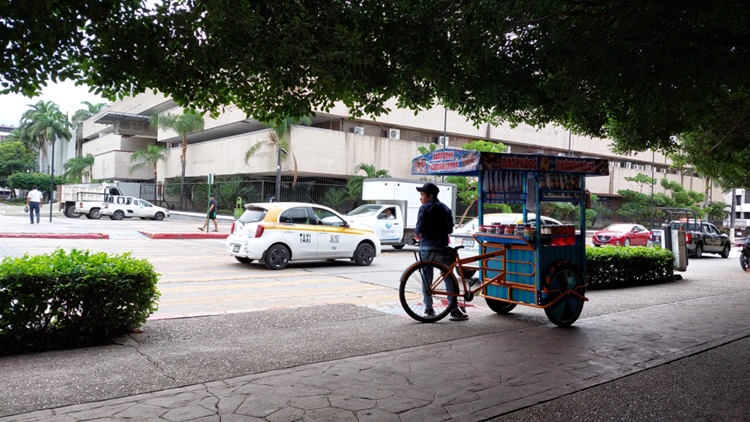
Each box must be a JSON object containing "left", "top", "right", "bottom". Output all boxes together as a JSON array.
[
  {"left": 449, "top": 309, "right": 469, "bottom": 321},
  {"left": 198, "top": 227, "right": 204, "bottom": 231},
  {"left": 424, "top": 309, "right": 436, "bottom": 317}
]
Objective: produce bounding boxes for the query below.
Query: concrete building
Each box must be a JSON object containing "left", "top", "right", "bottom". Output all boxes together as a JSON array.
[{"left": 76, "top": 90, "right": 724, "bottom": 213}]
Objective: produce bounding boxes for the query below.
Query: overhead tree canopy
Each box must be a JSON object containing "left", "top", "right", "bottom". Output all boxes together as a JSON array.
[{"left": 3, "top": 1, "right": 750, "bottom": 187}]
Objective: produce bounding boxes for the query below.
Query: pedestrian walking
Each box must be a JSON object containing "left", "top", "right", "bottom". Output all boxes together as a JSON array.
[
  {"left": 199, "top": 194, "right": 219, "bottom": 232},
  {"left": 414, "top": 182, "right": 468, "bottom": 321},
  {"left": 26, "top": 186, "right": 43, "bottom": 224}
]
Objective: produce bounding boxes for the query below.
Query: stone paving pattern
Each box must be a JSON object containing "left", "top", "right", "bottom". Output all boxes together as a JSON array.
[{"left": 2, "top": 291, "right": 748, "bottom": 421}]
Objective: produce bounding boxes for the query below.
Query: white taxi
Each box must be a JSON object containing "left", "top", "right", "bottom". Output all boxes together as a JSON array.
[{"left": 227, "top": 202, "right": 381, "bottom": 270}]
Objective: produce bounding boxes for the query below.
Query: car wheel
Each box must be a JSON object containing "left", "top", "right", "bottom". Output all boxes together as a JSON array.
[
  {"left": 234, "top": 256, "right": 253, "bottom": 264},
  {"left": 153, "top": 212, "right": 165, "bottom": 221},
  {"left": 721, "top": 244, "right": 730, "bottom": 258},
  {"left": 391, "top": 244, "right": 405, "bottom": 250},
  {"left": 87, "top": 208, "right": 102, "bottom": 219},
  {"left": 624, "top": 238, "right": 631, "bottom": 247},
  {"left": 353, "top": 243, "right": 376, "bottom": 266},
  {"left": 460, "top": 268, "right": 476, "bottom": 279},
  {"left": 65, "top": 205, "right": 81, "bottom": 218},
  {"left": 694, "top": 243, "right": 703, "bottom": 258},
  {"left": 264, "top": 244, "right": 290, "bottom": 270},
  {"left": 112, "top": 210, "right": 125, "bottom": 221}
]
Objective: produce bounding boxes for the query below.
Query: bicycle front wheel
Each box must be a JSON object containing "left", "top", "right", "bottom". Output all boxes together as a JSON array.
[{"left": 399, "top": 261, "right": 459, "bottom": 323}]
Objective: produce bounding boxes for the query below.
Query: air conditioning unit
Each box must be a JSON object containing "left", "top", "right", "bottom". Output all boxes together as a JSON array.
[
  {"left": 352, "top": 126, "right": 365, "bottom": 135},
  {"left": 388, "top": 128, "right": 400, "bottom": 139},
  {"left": 437, "top": 136, "right": 449, "bottom": 146}
]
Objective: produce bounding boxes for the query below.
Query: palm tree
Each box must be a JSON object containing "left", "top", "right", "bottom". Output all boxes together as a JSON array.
[
  {"left": 71, "top": 101, "right": 108, "bottom": 156},
  {"left": 20, "top": 101, "right": 72, "bottom": 163},
  {"left": 149, "top": 110, "right": 205, "bottom": 209},
  {"left": 63, "top": 154, "right": 95, "bottom": 183},
  {"left": 346, "top": 163, "right": 391, "bottom": 204},
  {"left": 244, "top": 115, "right": 312, "bottom": 199},
  {"left": 129, "top": 144, "right": 168, "bottom": 183},
  {"left": 71, "top": 101, "right": 109, "bottom": 125}
]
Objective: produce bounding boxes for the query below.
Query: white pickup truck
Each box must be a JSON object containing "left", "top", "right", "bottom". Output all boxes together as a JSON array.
[
  {"left": 101, "top": 196, "right": 170, "bottom": 221},
  {"left": 345, "top": 178, "right": 457, "bottom": 249},
  {"left": 58, "top": 183, "right": 123, "bottom": 219}
]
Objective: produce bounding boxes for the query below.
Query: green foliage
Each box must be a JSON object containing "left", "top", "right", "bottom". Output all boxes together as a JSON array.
[
  {"left": 129, "top": 144, "right": 168, "bottom": 182},
  {"left": 417, "top": 144, "right": 438, "bottom": 155},
  {"left": 4, "top": 3, "right": 749, "bottom": 184},
  {"left": 624, "top": 173, "right": 656, "bottom": 193},
  {"left": 347, "top": 163, "right": 391, "bottom": 204},
  {"left": 150, "top": 111, "right": 205, "bottom": 208},
  {"left": 19, "top": 101, "right": 72, "bottom": 162},
  {"left": 322, "top": 187, "right": 350, "bottom": 212},
  {"left": 0, "top": 249, "right": 160, "bottom": 355},
  {"left": 0, "top": 141, "right": 36, "bottom": 180},
  {"left": 63, "top": 154, "right": 95, "bottom": 183},
  {"left": 705, "top": 202, "right": 729, "bottom": 225},
  {"left": 6, "top": 172, "right": 61, "bottom": 192},
  {"left": 586, "top": 246, "right": 674, "bottom": 289},
  {"left": 545, "top": 202, "right": 576, "bottom": 222}
]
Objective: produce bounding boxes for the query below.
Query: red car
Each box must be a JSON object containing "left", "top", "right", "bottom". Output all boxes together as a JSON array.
[{"left": 593, "top": 224, "right": 651, "bottom": 247}]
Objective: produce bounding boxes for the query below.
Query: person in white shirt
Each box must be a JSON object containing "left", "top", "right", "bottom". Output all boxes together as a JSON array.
[{"left": 26, "top": 187, "right": 43, "bottom": 224}]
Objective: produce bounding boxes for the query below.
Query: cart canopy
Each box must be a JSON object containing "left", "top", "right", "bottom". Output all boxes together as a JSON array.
[{"left": 411, "top": 149, "right": 609, "bottom": 177}]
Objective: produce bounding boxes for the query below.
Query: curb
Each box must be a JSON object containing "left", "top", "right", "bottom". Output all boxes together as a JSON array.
[
  {"left": 0, "top": 233, "right": 109, "bottom": 239},
  {"left": 138, "top": 231, "right": 229, "bottom": 240}
]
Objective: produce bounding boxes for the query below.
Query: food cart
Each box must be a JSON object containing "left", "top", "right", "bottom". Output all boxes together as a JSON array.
[{"left": 411, "top": 149, "right": 609, "bottom": 326}]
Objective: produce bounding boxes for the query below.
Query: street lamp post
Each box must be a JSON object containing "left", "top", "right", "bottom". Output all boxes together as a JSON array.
[
  {"left": 49, "top": 137, "right": 55, "bottom": 222},
  {"left": 275, "top": 147, "right": 287, "bottom": 201}
]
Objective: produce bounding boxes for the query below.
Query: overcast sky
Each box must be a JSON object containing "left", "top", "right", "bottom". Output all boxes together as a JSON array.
[{"left": 0, "top": 80, "right": 108, "bottom": 127}]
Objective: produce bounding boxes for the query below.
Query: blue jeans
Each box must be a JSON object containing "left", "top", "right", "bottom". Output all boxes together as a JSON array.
[
  {"left": 419, "top": 247, "right": 456, "bottom": 311},
  {"left": 29, "top": 202, "right": 40, "bottom": 223}
]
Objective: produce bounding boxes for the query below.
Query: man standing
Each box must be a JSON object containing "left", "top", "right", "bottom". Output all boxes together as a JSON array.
[
  {"left": 26, "top": 186, "right": 43, "bottom": 224},
  {"left": 199, "top": 194, "right": 219, "bottom": 232},
  {"left": 414, "top": 182, "right": 468, "bottom": 321}
]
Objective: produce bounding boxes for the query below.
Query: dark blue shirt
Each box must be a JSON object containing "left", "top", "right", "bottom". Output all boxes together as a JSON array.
[{"left": 414, "top": 198, "right": 453, "bottom": 248}]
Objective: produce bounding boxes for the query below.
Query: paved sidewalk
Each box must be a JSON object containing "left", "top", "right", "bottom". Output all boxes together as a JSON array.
[{"left": 1, "top": 290, "right": 749, "bottom": 421}]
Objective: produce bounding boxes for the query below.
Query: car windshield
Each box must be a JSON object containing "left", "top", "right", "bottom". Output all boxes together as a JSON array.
[
  {"left": 347, "top": 205, "right": 382, "bottom": 217},
  {"left": 606, "top": 224, "right": 633, "bottom": 232},
  {"left": 239, "top": 207, "right": 268, "bottom": 223}
]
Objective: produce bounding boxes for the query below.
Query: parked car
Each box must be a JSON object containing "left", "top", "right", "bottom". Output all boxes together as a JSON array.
[
  {"left": 669, "top": 220, "right": 731, "bottom": 258},
  {"left": 227, "top": 202, "right": 381, "bottom": 270},
  {"left": 100, "top": 196, "right": 169, "bottom": 221},
  {"left": 592, "top": 223, "right": 651, "bottom": 247}
]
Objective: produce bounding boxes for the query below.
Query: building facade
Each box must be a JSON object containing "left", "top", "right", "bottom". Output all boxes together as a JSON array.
[{"left": 77, "top": 90, "right": 724, "bottom": 212}]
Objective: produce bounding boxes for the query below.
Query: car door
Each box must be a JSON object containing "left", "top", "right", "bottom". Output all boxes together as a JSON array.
[
  {"left": 374, "top": 206, "right": 404, "bottom": 244},
  {"left": 632, "top": 224, "right": 650, "bottom": 245},
  {"left": 702, "top": 223, "right": 721, "bottom": 252},
  {"left": 136, "top": 200, "right": 156, "bottom": 218},
  {"left": 278, "top": 207, "right": 319, "bottom": 259},
  {"left": 311, "top": 206, "right": 358, "bottom": 259}
]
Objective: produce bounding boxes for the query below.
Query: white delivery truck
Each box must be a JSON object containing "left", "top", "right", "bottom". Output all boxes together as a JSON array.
[
  {"left": 58, "top": 182, "right": 123, "bottom": 219},
  {"left": 345, "top": 178, "right": 457, "bottom": 249}
]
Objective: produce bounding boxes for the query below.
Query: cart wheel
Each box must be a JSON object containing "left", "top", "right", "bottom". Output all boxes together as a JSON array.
[
  {"left": 399, "top": 261, "right": 458, "bottom": 323},
  {"left": 485, "top": 298, "right": 517, "bottom": 314},
  {"left": 543, "top": 262, "right": 585, "bottom": 327}
]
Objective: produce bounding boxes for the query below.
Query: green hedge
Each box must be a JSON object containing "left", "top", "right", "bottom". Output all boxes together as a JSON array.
[
  {"left": 0, "top": 249, "right": 160, "bottom": 355},
  {"left": 586, "top": 246, "right": 674, "bottom": 289}
]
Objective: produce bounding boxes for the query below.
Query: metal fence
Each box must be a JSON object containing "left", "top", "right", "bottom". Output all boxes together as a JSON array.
[{"left": 143, "top": 176, "right": 360, "bottom": 215}]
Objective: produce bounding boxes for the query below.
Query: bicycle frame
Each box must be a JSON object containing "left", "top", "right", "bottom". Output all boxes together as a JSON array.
[{"left": 413, "top": 236, "right": 586, "bottom": 309}]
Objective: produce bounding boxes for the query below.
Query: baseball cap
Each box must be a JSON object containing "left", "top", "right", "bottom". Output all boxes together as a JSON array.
[{"left": 416, "top": 182, "right": 440, "bottom": 196}]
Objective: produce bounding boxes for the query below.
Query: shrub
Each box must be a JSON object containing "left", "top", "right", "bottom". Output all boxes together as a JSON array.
[
  {"left": 586, "top": 246, "right": 674, "bottom": 289},
  {"left": 0, "top": 249, "right": 160, "bottom": 355}
]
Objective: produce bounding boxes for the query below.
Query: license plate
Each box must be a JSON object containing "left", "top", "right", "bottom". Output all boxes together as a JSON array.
[
  {"left": 461, "top": 238, "right": 475, "bottom": 248},
  {"left": 232, "top": 244, "right": 240, "bottom": 253}
]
